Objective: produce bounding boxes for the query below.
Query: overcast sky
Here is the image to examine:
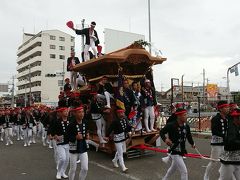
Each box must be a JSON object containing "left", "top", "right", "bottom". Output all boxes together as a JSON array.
[{"left": 0, "top": 0, "right": 239, "bottom": 92}]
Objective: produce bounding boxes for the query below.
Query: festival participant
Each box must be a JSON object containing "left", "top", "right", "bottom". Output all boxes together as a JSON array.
[
  {"left": 131, "top": 81, "right": 143, "bottom": 132},
  {"left": 10, "top": 109, "right": 17, "bottom": 137},
  {"left": 204, "top": 101, "right": 230, "bottom": 180},
  {"left": 72, "top": 21, "right": 100, "bottom": 61},
  {"left": 52, "top": 107, "right": 70, "bottom": 179},
  {"left": 21, "top": 108, "right": 35, "bottom": 147},
  {"left": 40, "top": 109, "right": 49, "bottom": 146},
  {"left": 219, "top": 108, "right": 240, "bottom": 180},
  {"left": 97, "top": 76, "right": 114, "bottom": 109},
  {"left": 89, "top": 92, "right": 107, "bottom": 144},
  {"left": 3, "top": 109, "right": 14, "bottom": 146},
  {"left": 15, "top": 108, "right": 24, "bottom": 140},
  {"left": 106, "top": 109, "right": 132, "bottom": 172},
  {"left": 67, "top": 49, "right": 80, "bottom": 90},
  {"left": 141, "top": 79, "right": 157, "bottom": 132},
  {"left": 31, "top": 109, "right": 38, "bottom": 144},
  {"left": 0, "top": 109, "right": 5, "bottom": 141},
  {"left": 122, "top": 79, "right": 135, "bottom": 117},
  {"left": 160, "top": 108, "right": 195, "bottom": 180},
  {"left": 64, "top": 78, "right": 72, "bottom": 93},
  {"left": 229, "top": 102, "right": 238, "bottom": 112},
  {"left": 67, "top": 106, "right": 89, "bottom": 180}
]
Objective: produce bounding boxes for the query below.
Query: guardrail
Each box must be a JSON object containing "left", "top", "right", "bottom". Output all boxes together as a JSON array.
[{"left": 157, "top": 112, "right": 216, "bottom": 133}]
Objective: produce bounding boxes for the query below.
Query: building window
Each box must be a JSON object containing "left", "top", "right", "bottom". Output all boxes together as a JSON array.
[
  {"left": 58, "top": 80, "right": 64, "bottom": 86},
  {"left": 59, "top": 55, "right": 65, "bottom": 60},
  {"left": 71, "top": 36, "right": 74, "bottom": 42},
  {"left": 59, "top": 46, "right": 65, "bottom": 50},
  {"left": 50, "top": 54, "right": 56, "bottom": 59},
  {"left": 50, "top": 45, "right": 56, "bottom": 49},
  {"left": 50, "top": 35, "right": 56, "bottom": 40},
  {"left": 59, "top": 37, "right": 65, "bottom": 41}
]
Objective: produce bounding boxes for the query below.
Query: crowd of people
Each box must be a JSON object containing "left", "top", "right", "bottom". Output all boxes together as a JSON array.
[
  {"left": 160, "top": 101, "right": 240, "bottom": 180},
  {"left": 1, "top": 19, "right": 239, "bottom": 180}
]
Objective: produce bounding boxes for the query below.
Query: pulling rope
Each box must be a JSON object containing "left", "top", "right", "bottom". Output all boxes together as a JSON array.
[
  {"left": 194, "top": 147, "right": 220, "bottom": 162},
  {"left": 132, "top": 144, "right": 219, "bottom": 161}
]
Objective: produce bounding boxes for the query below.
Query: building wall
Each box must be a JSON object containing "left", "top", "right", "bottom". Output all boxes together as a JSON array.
[
  {"left": 104, "top": 28, "right": 145, "bottom": 53},
  {"left": 16, "top": 30, "right": 74, "bottom": 106}
]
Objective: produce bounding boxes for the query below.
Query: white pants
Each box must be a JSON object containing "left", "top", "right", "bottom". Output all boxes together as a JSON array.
[
  {"left": 15, "top": 125, "right": 23, "bottom": 140},
  {"left": 132, "top": 114, "right": 142, "bottom": 131},
  {"left": 97, "top": 92, "right": 113, "bottom": 108},
  {"left": 56, "top": 144, "right": 70, "bottom": 176},
  {"left": 219, "top": 164, "right": 240, "bottom": 180},
  {"left": 52, "top": 140, "right": 59, "bottom": 168},
  {"left": 69, "top": 152, "right": 88, "bottom": 180},
  {"left": 76, "top": 75, "right": 87, "bottom": 87},
  {"left": 4, "top": 128, "right": 13, "bottom": 144},
  {"left": 162, "top": 155, "right": 188, "bottom": 180},
  {"left": 0, "top": 127, "right": 4, "bottom": 141},
  {"left": 70, "top": 71, "right": 77, "bottom": 90},
  {"left": 204, "top": 145, "right": 224, "bottom": 180},
  {"left": 31, "top": 126, "right": 37, "bottom": 143},
  {"left": 23, "top": 127, "right": 32, "bottom": 145},
  {"left": 144, "top": 106, "right": 155, "bottom": 132},
  {"left": 113, "top": 141, "right": 127, "bottom": 170},
  {"left": 42, "top": 128, "right": 48, "bottom": 146},
  {"left": 86, "top": 139, "right": 98, "bottom": 149},
  {"left": 92, "top": 114, "right": 106, "bottom": 143},
  {"left": 84, "top": 38, "right": 97, "bottom": 61}
]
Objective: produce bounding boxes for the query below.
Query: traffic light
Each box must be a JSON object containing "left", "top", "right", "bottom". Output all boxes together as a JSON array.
[{"left": 45, "top": 73, "right": 56, "bottom": 77}]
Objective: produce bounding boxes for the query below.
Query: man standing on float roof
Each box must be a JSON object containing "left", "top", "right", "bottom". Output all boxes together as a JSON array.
[{"left": 72, "top": 21, "right": 100, "bottom": 61}]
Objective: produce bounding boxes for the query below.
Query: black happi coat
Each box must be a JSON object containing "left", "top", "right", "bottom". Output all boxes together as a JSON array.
[
  {"left": 106, "top": 116, "right": 132, "bottom": 143},
  {"left": 211, "top": 113, "right": 228, "bottom": 146},
  {"left": 220, "top": 116, "right": 240, "bottom": 165},
  {"left": 160, "top": 121, "right": 194, "bottom": 155},
  {"left": 67, "top": 119, "right": 88, "bottom": 154},
  {"left": 75, "top": 28, "right": 100, "bottom": 46},
  {"left": 52, "top": 118, "right": 70, "bottom": 145}
]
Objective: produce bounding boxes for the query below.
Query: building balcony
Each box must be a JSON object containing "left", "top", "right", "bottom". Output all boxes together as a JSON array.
[
  {"left": 17, "top": 56, "right": 41, "bottom": 70},
  {"left": 16, "top": 70, "right": 29, "bottom": 79},
  {"left": 17, "top": 86, "right": 42, "bottom": 95},
  {"left": 16, "top": 66, "right": 42, "bottom": 79},
  {"left": 17, "top": 46, "right": 42, "bottom": 63},
  {"left": 17, "top": 36, "right": 41, "bottom": 56}
]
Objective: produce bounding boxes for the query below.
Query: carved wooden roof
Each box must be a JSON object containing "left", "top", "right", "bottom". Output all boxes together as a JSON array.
[{"left": 73, "top": 44, "right": 167, "bottom": 80}]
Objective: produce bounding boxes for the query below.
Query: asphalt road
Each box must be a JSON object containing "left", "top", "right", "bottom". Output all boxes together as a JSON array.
[{"left": 0, "top": 137, "right": 220, "bottom": 180}]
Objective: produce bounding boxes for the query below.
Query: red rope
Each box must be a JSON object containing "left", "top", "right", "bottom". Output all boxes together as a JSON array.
[{"left": 132, "top": 144, "right": 210, "bottom": 159}]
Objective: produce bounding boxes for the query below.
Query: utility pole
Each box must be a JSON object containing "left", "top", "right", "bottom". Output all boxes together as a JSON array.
[
  {"left": 81, "top": 19, "right": 85, "bottom": 53},
  {"left": 62, "top": 61, "right": 65, "bottom": 88},
  {"left": 171, "top": 78, "right": 179, "bottom": 111},
  {"left": 171, "top": 78, "right": 174, "bottom": 107},
  {"left": 11, "top": 75, "right": 15, "bottom": 107},
  {"left": 181, "top": 74, "right": 184, "bottom": 102},
  {"left": 28, "top": 64, "right": 32, "bottom": 106},
  {"left": 202, "top": 69, "right": 205, "bottom": 105},
  {"left": 148, "top": 0, "right": 152, "bottom": 54}
]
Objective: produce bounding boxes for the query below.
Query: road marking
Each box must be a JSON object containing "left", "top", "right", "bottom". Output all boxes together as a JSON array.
[{"left": 89, "top": 161, "right": 141, "bottom": 180}]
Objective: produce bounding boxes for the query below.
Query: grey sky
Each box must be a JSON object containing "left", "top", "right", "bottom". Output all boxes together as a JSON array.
[{"left": 0, "top": 0, "right": 239, "bottom": 91}]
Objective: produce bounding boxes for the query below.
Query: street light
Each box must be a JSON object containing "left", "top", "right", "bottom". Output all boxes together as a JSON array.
[
  {"left": 227, "top": 62, "right": 240, "bottom": 103},
  {"left": 148, "top": 0, "right": 152, "bottom": 54},
  {"left": 181, "top": 74, "right": 184, "bottom": 103},
  {"left": 171, "top": 78, "right": 179, "bottom": 109}
]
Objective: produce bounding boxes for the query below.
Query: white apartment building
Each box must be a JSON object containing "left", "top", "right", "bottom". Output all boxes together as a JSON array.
[{"left": 16, "top": 30, "right": 75, "bottom": 106}]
